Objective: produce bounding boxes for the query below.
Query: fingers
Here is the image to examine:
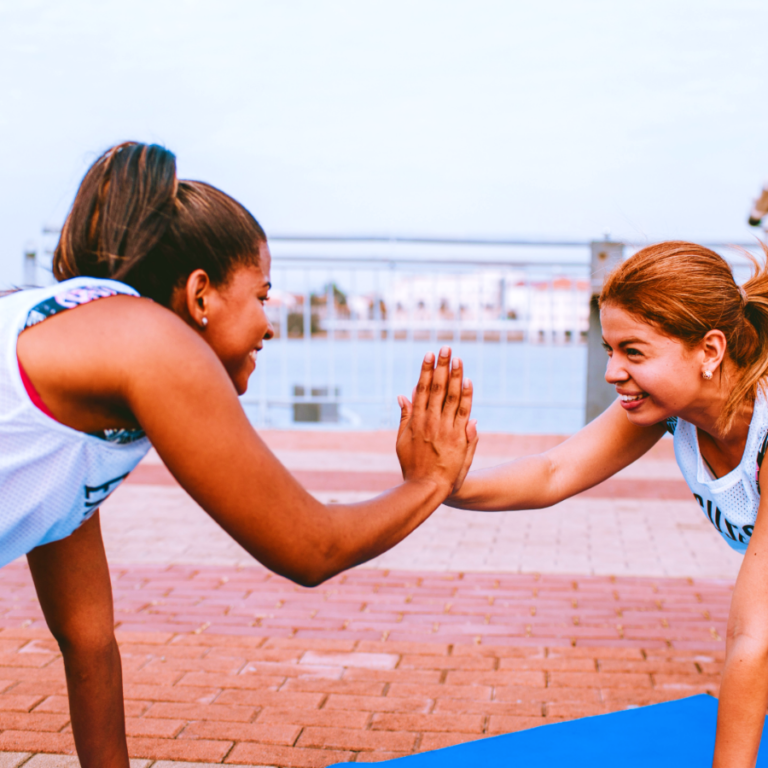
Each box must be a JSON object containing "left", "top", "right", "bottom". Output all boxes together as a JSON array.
[
  {"left": 441, "top": 356, "right": 464, "bottom": 422},
  {"left": 426, "top": 346, "right": 452, "bottom": 420},
  {"left": 411, "top": 352, "right": 436, "bottom": 417},
  {"left": 397, "top": 395, "right": 412, "bottom": 434},
  {"left": 454, "top": 377, "right": 474, "bottom": 429},
  {"left": 396, "top": 395, "right": 413, "bottom": 479},
  {"left": 453, "top": 419, "right": 479, "bottom": 494}
]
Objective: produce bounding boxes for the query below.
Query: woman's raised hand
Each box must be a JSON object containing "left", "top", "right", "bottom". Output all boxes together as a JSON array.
[{"left": 396, "top": 347, "right": 479, "bottom": 497}]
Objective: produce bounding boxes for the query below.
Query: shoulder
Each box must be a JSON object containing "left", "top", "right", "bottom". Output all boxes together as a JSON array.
[
  {"left": 22, "top": 292, "right": 195, "bottom": 348},
  {"left": 19, "top": 293, "right": 222, "bottom": 399}
]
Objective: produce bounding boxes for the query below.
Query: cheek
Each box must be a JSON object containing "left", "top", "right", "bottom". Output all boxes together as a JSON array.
[
  {"left": 643, "top": 360, "right": 699, "bottom": 402},
  {"left": 205, "top": 328, "right": 252, "bottom": 377}
]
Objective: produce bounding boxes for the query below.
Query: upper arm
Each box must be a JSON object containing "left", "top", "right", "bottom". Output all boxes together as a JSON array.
[
  {"left": 544, "top": 398, "right": 666, "bottom": 501},
  {"left": 114, "top": 306, "right": 327, "bottom": 575},
  {"left": 22, "top": 296, "right": 326, "bottom": 578},
  {"left": 27, "top": 511, "right": 115, "bottom": 646}
]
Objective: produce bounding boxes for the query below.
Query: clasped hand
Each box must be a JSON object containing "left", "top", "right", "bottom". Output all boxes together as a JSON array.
[{"left": 396, "top": 346, "right": 479, "bottom": 496}]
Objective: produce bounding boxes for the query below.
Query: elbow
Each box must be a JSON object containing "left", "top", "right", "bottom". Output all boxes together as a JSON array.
[
  {"left": 541, "top": 453, "right": 568, "bottom": 506},
  {"left": 726, "top": 623, "right": 768, "bottom": 665},
  {"left": 284, "top": 564, "right": 336, "bottom": 588},
  {"left": 251, "top": 501, "right": 359, "bottom": 587},
  {"left": 292, "top": 571, "right": 331, "bottom": 588},
  {"left": 49, "top": 623, "right": 117, "bottom": 660},
  {"left": 273, "top": 542, "right": 345, "bottom": 588}
]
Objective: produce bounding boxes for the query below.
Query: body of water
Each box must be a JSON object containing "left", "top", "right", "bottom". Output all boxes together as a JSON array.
[{"left": 241, "top": 339, "right": 588, "bottom": 434}]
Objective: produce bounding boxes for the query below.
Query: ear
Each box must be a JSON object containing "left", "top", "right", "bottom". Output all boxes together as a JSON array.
[
  {"left": 701, "top": 329, "right": 727, "bottom": 375},
  {"left": 184, "top": 269, "right": 213, "bottom": 329}
]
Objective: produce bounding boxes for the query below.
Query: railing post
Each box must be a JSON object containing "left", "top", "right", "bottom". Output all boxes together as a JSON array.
[
  {"left": 23, "top": 246, "right": 37, "bottom": 287},
  {"left": 585, "top": 240, "right": 624, "bottom": 423}
]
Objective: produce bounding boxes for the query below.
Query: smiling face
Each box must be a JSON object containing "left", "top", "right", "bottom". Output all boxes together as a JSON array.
[
  {"left": 178, "top": 243, "right": 274, "bottom": 396},
  {"left": 600, "top": 303, "right": 721, "bottom": 427}
]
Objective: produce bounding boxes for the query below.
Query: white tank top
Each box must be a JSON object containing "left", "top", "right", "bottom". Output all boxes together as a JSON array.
[
  {"left": 0, "top": 277, "right": 151, "bottom": 567},
  {"left": 668, "top": 390, "right": 768, "bottom": 555}
]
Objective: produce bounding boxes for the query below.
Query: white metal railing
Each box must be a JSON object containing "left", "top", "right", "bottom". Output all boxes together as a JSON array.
[
  {"left": 23, "top": 233, "right": 765, "bottom": 433},
  {"left": 244, "top": 238, "right": 593, "bottom": 432}
]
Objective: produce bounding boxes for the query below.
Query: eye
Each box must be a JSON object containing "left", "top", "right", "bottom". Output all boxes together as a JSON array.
[
  {"left": 258, "top": 294, "right": 269, "bottom": 305},
  {"left": 626, "top": 347, "right": 643, "bottom": 358},
  {"left": 601, "top": 341, "right": 612, "bottom": 356}
]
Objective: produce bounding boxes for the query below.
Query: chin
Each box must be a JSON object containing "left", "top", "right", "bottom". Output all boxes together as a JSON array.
[
  {"left": 626, "top": 409, "right": 664, "bottom": 428},
  {"left": 226, "top": 370, "right": 250, "bottom": 397},
  {"left": 226, "top": 360, "right": 254, "bottom": 397}
]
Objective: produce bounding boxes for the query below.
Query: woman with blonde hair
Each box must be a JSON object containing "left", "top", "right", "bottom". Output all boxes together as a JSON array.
[{"left": 448, "top": 241, "right": 768, "bottom": 766}]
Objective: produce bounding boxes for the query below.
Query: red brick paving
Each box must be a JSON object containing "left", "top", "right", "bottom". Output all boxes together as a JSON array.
[
  {"left": 0, "top": 563, "right": 734, "bottom": 647},
  {"left": 0, "top": 563, "right": 732, "bottom": 764}
]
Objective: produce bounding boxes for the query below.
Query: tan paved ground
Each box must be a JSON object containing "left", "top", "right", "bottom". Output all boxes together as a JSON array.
[
  {"left": 99, "top": 433, "right": 741, "bottom": 580},
  {"left": 0, "top": 430, "right": 743, "bottom": 765},
  {"left": 100, "top": 485, "right": 741, "bottom": 580}
]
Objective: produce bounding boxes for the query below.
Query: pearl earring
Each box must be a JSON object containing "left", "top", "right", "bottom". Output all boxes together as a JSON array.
[
  {"left": 702, "top": 370, "right": 713, "bottom": 380},
  {"left": 201, "top": 317, "right": 208, "bottom": 328}
]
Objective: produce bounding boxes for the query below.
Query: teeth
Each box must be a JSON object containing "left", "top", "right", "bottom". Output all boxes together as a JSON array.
[{"left": 620, "top": 393, "right": 646, "bottom": 402}]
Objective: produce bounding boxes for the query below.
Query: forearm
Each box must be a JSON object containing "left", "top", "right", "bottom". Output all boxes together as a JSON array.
[
  {"left": 26, "top": 514, "right": 129, "bottom": 767},
  {"left": 224, "top": 475, "right": 448, "bottom": 587},
  {"left": 280, "top": 478, "right": 448, "bottom": 586},
  {"left": 446, "top": 402, "right": 666, "bottom": 512},
  {"left": 444, "top": 453, "right": 558, "bottom": 511},
  {"left": 61, "top": 636, "right": 129, "bottom": 768},
  {"left": 325, "top": 478, "right": 448, "bottom": 573},
  {"left": 713, "top": 636, "right": 768, "bottom": 768}
]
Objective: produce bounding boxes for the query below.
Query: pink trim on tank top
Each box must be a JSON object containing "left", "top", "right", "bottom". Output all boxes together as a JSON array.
[{"left": 17, "top": 358, "right": 59, "bottom": 422}]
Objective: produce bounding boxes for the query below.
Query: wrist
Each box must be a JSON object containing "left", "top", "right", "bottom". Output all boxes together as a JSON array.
[{"left": 404, "top": 475, "right": 451, "bottom": 504}]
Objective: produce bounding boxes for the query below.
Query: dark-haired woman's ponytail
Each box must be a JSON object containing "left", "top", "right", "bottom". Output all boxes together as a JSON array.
[
  {"left": 53, "top": 141, "right": 267, "bottom": 307},
  {"left": 53, "top": 142, "right": 178, "bottom": 284}
]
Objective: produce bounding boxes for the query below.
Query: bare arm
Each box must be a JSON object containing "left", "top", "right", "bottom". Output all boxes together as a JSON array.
[
  {"left": 26, "top": 512, "right": 128, "bottom": 768},
  {"left": 712, "top": 474, "right": 768, "bottom": 768},
  {"left": 445, "top": 398, "right": 666, "bottom": 511},
  {"left": 18, "top": 298, "right": 473, "bottom": 587}
]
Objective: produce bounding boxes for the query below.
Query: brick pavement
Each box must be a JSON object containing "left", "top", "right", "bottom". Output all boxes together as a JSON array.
[
  {"left": 0, "top": 431, "right": 741, "bottom": 765},
  {"left": 0, "top": 565, "right": 730, "bottom": 764}
]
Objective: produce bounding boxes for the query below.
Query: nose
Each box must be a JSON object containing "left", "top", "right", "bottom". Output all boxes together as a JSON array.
[
  {"left": 264, "top": 320, "right": 275, "bottom": 341},
  {"left": 604, "top": 354, "right": 629, "bottom": 386}
]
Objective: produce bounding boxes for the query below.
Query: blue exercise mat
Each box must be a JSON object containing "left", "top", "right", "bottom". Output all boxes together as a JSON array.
[{"left": 328, "top": 695, "right": 768, "bottom": 766}]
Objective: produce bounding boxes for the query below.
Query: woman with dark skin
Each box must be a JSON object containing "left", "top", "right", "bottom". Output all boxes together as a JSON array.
[{"left": 4, "top": 142, "right": 478, "bottom": 766}]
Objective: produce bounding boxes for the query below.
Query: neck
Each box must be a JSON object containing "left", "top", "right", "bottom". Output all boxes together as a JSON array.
[{"left": 678, "top": 363, "right": 753, "bottom": 449}]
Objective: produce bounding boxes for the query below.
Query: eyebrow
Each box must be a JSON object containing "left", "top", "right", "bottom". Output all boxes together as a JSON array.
[
  {"left": 264, "top": 282, "right": 272, "bottom": 290},
  {"left": 602, "top": 337, "right": 648, "bottom": 347}
]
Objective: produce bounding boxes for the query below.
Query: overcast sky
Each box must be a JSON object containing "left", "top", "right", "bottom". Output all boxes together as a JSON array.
[{"left": 1, "top": 0, "right": 767, "bottom": 285}]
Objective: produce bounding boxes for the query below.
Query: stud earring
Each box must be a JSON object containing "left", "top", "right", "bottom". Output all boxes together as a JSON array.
[
  {"left": 201, "top": 317, "right": 208, "bottom": 328},
  {"left": 702, "top": 370, "right": 713, "bottom": 380}
]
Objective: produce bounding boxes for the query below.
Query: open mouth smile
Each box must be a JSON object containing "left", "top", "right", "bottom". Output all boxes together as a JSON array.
[{"left": 618, "top": 391, "right": 649, "bottom": 410}]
